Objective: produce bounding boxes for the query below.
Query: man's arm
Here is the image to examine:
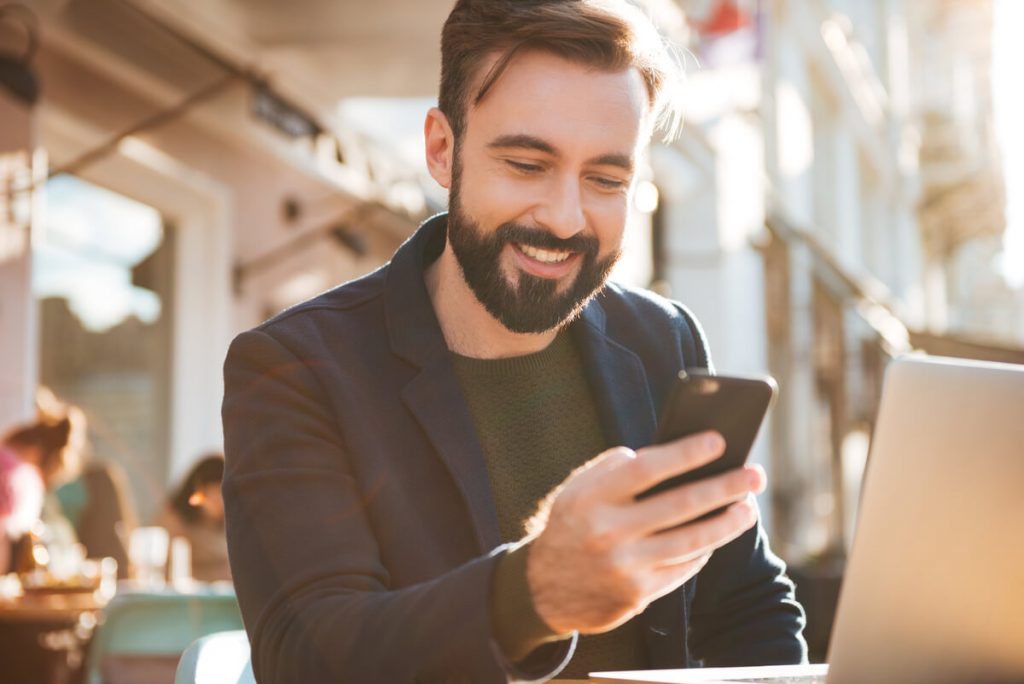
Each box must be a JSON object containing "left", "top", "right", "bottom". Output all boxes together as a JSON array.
[{"left": 222, "top": 329, "right": 567, "bottom": 682}]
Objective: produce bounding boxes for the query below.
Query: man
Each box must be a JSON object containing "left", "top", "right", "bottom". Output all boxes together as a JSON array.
[{"left": 222, "top": 1, "right": 807, "bottom": 682}]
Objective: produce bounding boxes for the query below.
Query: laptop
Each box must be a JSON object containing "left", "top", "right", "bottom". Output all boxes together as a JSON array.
[{"left": 593, "top": 354, "right": 1024, "bottom": 684}]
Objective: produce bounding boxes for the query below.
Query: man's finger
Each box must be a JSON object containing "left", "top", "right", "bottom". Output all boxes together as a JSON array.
[
  {"left": 626, "top": 497, "right": 758, "bottom": 568},
  {"left": 588, "top": 431, "right": 726, "bottom": 499},
  {"left": 617, "top": 465, "right": 764, "bottom": 537},
  {"left": 641, "top": 553, "right": 713, "bottom": 605}
]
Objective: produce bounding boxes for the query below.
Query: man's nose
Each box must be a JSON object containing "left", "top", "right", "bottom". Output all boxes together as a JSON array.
[{"left": 534, "top": 173, "right": 586, "bottom": 239}]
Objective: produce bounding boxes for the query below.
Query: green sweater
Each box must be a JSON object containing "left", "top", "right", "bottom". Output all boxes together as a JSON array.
[{"left": 451, "top": 331, "right": 647, "bottom": 679}]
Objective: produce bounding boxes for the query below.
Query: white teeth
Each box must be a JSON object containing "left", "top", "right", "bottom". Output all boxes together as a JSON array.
[{"left": 517, "top": 243, "right": 572, "bottom": 264}]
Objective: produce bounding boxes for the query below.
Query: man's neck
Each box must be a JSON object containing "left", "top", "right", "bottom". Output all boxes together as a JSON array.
[{"left": 424, "top": 244, "right": 558, "bottom": 359}]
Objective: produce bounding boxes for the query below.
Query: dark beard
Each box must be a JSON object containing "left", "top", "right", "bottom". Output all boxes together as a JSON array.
[{"left": 446, "top": 158, "right": 621, "bottom": 334}]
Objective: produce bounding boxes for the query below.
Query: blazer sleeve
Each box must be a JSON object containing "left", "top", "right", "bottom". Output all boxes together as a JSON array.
[
  {"left": 222, "top": 328, "right": 564, "bottom": 683},
  {"left": 673, "top": 302, "right": 808, "bottom": 666},
  {"left": 688, "top": 521, "right": 808, "bottom": 666}
]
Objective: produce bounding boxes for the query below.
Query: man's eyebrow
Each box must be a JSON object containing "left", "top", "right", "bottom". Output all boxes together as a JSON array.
[
  {"left": 486, "top": 134, "right": 556, "bottom": 155},
  {"left": 487, "top": 134, "right": 635, "bottom": 173},
  {"left": 587, "top": 153, "right": 634, "bottom": 173}
]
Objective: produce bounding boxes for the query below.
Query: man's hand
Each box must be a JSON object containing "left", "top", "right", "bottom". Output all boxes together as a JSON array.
[{"left": 525, "top": 431, "right": 765, "bottom": 637}]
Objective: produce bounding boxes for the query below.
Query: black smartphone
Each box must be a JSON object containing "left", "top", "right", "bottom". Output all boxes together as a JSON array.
[{"left": 637, "top": 370, "right": 777, "bottom": 506}]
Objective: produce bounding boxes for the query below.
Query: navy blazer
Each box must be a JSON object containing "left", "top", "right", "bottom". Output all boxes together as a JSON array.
[{"left": 222, "top": 214, "right": 806, "bottom": 683}]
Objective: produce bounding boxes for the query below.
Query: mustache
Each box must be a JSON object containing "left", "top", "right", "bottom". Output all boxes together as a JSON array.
[{"left": 495, "top": 223, "right": 599, "bottom": 256}]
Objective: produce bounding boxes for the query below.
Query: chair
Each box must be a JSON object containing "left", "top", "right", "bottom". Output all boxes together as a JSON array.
[
  {"left": 84, "top": 589, "right": 244, "bottom": 684},
  {"left": 174, "top": 630, "right": 255, "bottom": 684}
]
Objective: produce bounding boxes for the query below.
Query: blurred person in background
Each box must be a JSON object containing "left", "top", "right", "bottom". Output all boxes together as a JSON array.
[
  {"left": 55, "top": 455, "right": 137, "bottom": 579},
  {"left": 1, "top": 390, "right": 85, "bottom": 573},
  {"left": 0, "top": 428, "right": 44, "bottom": 574},
  {"left": 157, "top": 453, "right": 231, "bottom": 583}
]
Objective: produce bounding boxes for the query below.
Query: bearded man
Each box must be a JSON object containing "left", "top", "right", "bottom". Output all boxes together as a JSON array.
[{"left": 221, "top": 1, "right": 807, "bottom": 682}]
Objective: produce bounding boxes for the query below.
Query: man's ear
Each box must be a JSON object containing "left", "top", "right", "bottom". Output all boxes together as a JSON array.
[{"left": 424, "top": 107, "right": 456, "bottom": 189}]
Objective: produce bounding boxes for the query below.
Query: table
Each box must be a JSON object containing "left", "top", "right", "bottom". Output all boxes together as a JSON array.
[
  {"left": 0, "top": 589, "right": 107, "bottom": 684},
  {"left": 584, "top": 664, "right": 830, "bottom": 682}
]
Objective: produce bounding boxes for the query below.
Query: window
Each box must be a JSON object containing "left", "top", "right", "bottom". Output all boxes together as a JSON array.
[{"left": 33, "top": 175, "right": 173, "bottom": 523}]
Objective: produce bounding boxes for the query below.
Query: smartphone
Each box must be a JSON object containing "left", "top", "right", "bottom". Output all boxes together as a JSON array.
[{"left": 637, "top": 370, "right": 777, "bottom": 508}]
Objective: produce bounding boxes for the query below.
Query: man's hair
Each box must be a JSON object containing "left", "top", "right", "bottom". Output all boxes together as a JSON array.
[{"left": 439, "top": 0, "right": 683, "bottom": 141}]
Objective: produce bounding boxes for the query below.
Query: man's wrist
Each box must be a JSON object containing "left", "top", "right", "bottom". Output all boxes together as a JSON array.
[{"left": 491, "top": 539, "right": 574, "bottom": 662}]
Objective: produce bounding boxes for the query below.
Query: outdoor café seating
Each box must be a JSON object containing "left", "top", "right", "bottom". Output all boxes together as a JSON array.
[
  {"left": 0, "top": 577, "right": 243, "bottom": 684},
  {"left": 84, "top": 588, "right": 243, "bottom": 684}
]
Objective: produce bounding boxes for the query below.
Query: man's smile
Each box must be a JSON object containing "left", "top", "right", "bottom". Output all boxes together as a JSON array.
[
  {"left": 510, "top": 242, "right": 582, "bottom": 279},
  {"left": 517, "top": 243, "right": 573, "bottom": 264}
]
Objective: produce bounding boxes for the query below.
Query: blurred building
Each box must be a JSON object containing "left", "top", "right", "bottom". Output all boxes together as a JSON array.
[
  {"left": 907, "top": 0, "right": 1023, "bottom": 343},
  {"left": 758, "top": 0, "right": 925, "bottom": 562}
]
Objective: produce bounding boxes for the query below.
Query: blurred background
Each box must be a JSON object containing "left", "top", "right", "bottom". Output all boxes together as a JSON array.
[{"left": 1, "top": 0, "right": 1023, "bottom": 671}]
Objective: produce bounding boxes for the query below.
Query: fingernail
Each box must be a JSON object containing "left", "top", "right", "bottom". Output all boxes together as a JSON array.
[
  {"left": 705, "top": 432, "right": 724, "bottom": 451},
  {"left": 748, "top": 465, "right": 766, "bottom": 490}
]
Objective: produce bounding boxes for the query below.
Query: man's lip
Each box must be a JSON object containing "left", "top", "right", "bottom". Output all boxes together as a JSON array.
[{"left": 509, "top": 243, "right": 581, "bottom": 279}]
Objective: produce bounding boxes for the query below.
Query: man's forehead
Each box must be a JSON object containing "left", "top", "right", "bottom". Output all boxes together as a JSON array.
[
  {"left": 469, "top": 47, "right": 649, "bottom": 111},
  {"left": 464, "top": 49, "right": 651, "bottom": 156}
]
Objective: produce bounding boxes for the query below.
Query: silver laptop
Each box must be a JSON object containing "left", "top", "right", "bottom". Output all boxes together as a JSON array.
[{"left": 594, "top": 354, "right": 1024, "bottom": 684}]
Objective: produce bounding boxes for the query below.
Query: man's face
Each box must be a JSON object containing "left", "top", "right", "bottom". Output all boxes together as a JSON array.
[{"left": 446, "top": 50, "right": 649, "bottom": 334}]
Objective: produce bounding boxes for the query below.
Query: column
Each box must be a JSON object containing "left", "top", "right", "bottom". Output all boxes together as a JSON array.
[{"left": 0, "top": 88, "right": 42, "bottom": 429}]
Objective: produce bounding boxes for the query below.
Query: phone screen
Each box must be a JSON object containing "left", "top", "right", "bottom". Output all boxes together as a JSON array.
[{"left": 637, "top": 370, "right": 777, "bottom": 501}]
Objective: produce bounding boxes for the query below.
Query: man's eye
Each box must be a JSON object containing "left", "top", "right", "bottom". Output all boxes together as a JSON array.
[
  {"left": 507, "top": 160, "right": 543, "bottom": 174},
  {"left": 591, "top": 176, "right": 627, "bottom": 190}
]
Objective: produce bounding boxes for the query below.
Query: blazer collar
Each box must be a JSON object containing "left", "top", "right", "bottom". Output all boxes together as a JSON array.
[
  {"left": 385, "top": 213, "right": 451, "bottom": 369},
  {"left": 572, "top": 295, "right": 658, "bottom": 451}
]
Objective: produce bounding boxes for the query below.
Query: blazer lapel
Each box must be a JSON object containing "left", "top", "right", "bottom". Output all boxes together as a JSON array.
[
  {"left": 386, "top": 215, "right": 501, "bottom": 552},
  {"left": 400, "top": 362, "right": 501, "bottom": 552},
  {"left": 571, "top": 297, "right": 657, "bottom": 450}
]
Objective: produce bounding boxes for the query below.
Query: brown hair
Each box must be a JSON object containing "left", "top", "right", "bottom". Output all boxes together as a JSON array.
[
  {"left": 3, "top": 396, "right": 85, "bottom": 487},
  {"left": 439, "top": 0, "right": 683, "bottom": 141},
  {"left": 169, "top": 452, "right": 224, "bottom": 524}
]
